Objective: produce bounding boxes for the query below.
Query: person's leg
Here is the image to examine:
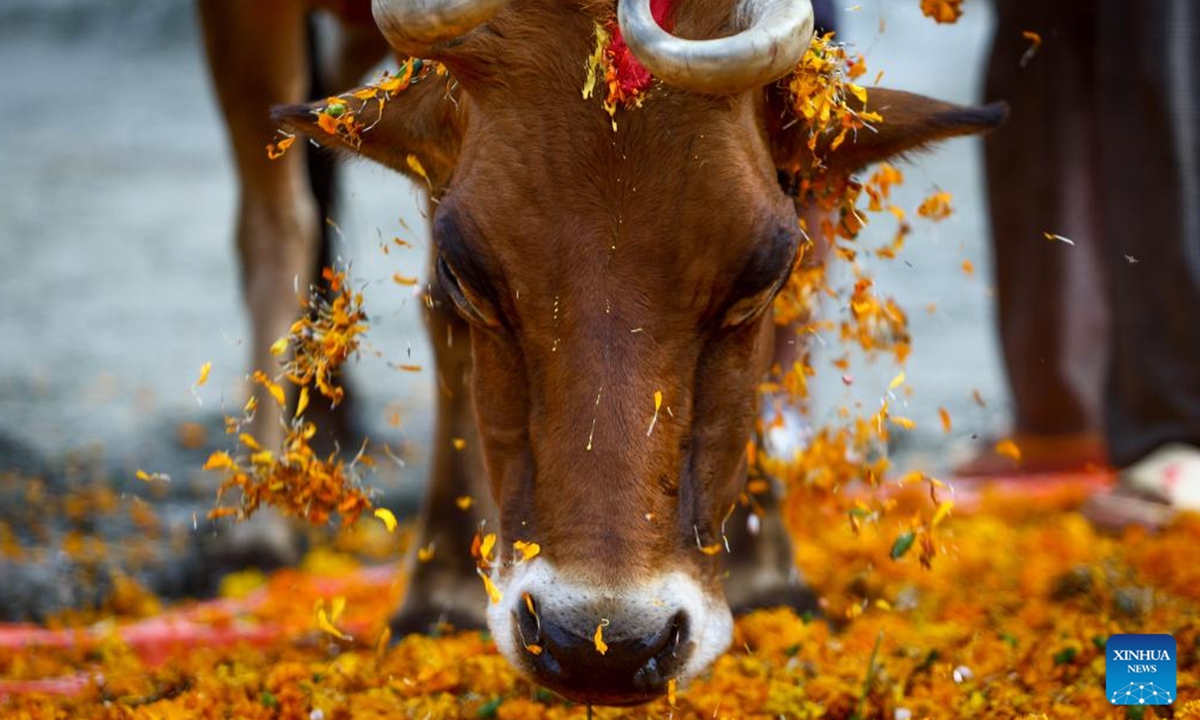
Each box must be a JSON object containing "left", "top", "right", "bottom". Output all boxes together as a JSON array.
[
  {"left": 1096, "top": 0, "right": 1200, "bottom": 466},
  {"left": 960, "top": 0, "right": 1109, "bottom": 474}
]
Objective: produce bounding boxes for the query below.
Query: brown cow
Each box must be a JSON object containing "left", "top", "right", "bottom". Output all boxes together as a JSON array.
[{"left": 205, "top": 0, "right": 1003, "bottom": 705}]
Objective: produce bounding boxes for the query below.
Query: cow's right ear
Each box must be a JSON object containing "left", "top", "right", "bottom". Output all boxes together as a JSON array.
[
  {"left": 765, "top": 85, "right": 1007, "bottom": 179},
  {"left": 272, "top": 74, "right": 463, "bottom": 189}
]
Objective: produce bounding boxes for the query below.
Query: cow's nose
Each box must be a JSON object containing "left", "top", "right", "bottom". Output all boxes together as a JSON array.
[{"left": 513, "top": 594, "right": 691, "bottom": 705}]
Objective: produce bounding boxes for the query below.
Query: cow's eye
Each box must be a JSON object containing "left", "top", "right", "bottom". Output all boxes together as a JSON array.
[
  {"left": 721, "top": 268, "right": 791, "bottom": 328},
  {"left": 721, "top": 240, "right": 797, "bottom": 328},
  {"left": 436, "top": 254, "right": 497, "bottom": 326}
]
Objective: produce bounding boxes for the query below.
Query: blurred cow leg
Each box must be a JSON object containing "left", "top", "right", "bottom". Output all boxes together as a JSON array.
[
  {"left": 200, "top": 0, "right": 319, "bottom": 451},
  {"left": 731, "top": 312, "right": 820, "bottom": 617},
  {"left": 963, "top": 0, "right": 1110, "bottom": 474},
  {"left": 723, "top": 482, "right": 819, "bottom": 617},
  {"left": 389, "top": 233, "right": 494, "bottom": 635},
  {"left": 1095, "top": 0, "right": 1200, "bottom": 467},
  {"left": 198, "top": 0, "right": 319, "bottom": 571}
]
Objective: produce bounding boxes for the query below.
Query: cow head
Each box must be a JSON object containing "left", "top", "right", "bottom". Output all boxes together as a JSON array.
[{"left": 278, "top": 0, "right": 1003, "bottom": 705}]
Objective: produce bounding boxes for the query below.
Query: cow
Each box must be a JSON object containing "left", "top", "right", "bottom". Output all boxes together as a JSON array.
[{"left": 202, "top": 0, "right": 1003, "bottom": 705}]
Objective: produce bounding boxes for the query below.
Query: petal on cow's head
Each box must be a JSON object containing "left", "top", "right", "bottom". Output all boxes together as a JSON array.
[{"left": 271, "top": 64, "right": 465, "bottom": 189}]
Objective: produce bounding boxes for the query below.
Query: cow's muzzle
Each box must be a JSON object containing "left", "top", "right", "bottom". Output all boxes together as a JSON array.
[
  {"left": 518, "top": 600, "right": 688, "bottom": 704},
  {"left": 488, "top": 562, "right": 733, "bottom": 705}
]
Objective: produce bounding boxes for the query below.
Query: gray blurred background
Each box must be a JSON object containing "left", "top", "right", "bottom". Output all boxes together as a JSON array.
[{"left": 0, "top": 0, "right": 1009, "bottom": 602}]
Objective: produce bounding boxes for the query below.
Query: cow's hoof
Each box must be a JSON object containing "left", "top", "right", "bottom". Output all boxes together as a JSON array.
[
  {"left": 388, "top": 590, "right": 488, "bottom": 638},
  {"left": 199, "top": 509, "right": 306, "bottom": 579},
  {"left": 727, "top": 576, "right": 821, "bottom": 619}
]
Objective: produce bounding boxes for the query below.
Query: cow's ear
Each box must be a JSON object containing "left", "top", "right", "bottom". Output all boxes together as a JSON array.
[
  {"left": 766, "top": 86, "right": 1007, "bottom": 177},
  {"left": 272, "top": 75, "right": 463, "bottom": 189}
]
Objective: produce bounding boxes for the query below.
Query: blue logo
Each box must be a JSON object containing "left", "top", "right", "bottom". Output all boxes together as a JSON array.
[{"left": 1106, "top": 634, "right": 1176, "bottom": 705}]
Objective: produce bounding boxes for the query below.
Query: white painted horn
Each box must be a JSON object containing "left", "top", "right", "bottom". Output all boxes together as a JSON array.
[
  {"left": 616, "top": 0, "right": 815, "bottom": 94},
  {"left": 372, "top": 0, "right": 512, "bottom": 55}
]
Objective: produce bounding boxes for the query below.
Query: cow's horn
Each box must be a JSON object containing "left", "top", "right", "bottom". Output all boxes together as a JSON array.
[
  {"left": 372, "top": 0, "right": 511, "bottom": 55},
  {"left": 617, "top": 0, "right": 815, "bottom": 94}
]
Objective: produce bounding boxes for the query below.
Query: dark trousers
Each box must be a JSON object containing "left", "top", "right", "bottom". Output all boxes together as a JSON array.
[{"left": 986, "top": 0, "right": 1200, "bottom": 466}]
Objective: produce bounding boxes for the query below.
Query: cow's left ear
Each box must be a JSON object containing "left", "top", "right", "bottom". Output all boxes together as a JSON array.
[
  {"left": 272, "top": 74, "right": 464, "bottom": 189},
  {"left": 765, "top": 85, "right": 1007, "bottom": 178}
]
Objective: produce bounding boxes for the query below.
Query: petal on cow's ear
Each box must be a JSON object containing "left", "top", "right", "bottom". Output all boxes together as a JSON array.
[
  {"left": 271, "top": 70, "right": 464, "bottom": 189},
  {"left": 766, "top": 85, "right": 1008, "bottom": 180}
]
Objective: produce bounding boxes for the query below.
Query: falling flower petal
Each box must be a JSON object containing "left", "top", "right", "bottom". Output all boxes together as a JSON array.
[
  {"left": 917, "top": 191, "right": 954, "bottom": 221},
  {"left": 266, "top": 134, "right": 296, "bottom": 161},
  {"left": 478, "top": 570, "right": 502, "bottom": 604},
  {"left": 1020, "top": 30, "right": 1043, "bottom": 67},
  {"left": 238, "top": 433, "right": 262, "bottom": 452},
  {"left": 1043, "top": 232, "right": 1076, "bottom": 246},
  {"left": 373, "top": 508, "right": 397, "bottom": 533},
  {"left": 316, "top": 601, "right": 352, "bottom": 641},
  {"left": 995, "top": 438, "right": 1022, "bottom": 462},
  {"left": 251, "top": 371, "right": 287, "bottom": 407},
  {"left": 921, "top": 0, "right": 963, "bottom": 23},
  {"left": 295, "top": 386, "right": 310, "bottom": 419},
  {"left": 931, "top": 500, "right": 954, "bottom": 527},
  {"left": 406, "top": 154, "right": 430, "bottom": 185},
  {"left": 203, "top": 451, "right": 234, "bottom": 471},
  {"left": 479, "top": 533, "right": 497, "bottom": 563}
]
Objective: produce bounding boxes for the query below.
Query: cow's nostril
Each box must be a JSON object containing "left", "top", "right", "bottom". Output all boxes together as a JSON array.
[
  {"left": 633, "top": 610, "right": 689, "bottom": 691},
  {"left": 515, "top": 592, "right": 542, "bottom": 649}
]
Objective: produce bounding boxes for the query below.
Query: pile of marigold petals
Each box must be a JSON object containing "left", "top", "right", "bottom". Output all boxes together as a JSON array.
[{"left": 3, "top": 489, "right": 1197, "bottom": 719}]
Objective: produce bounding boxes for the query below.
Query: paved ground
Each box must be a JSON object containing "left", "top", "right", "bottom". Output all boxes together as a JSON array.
[{"left": 0, "top": 0, "right": 1012, "bottom": 617}]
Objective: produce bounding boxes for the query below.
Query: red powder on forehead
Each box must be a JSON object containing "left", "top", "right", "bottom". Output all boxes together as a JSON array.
[{"left": 605, "top": 0, "right": 675, "bottom": 97}]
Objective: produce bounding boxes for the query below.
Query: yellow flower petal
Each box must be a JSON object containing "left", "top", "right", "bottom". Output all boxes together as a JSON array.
[
  {"left": 995, "top": 438, "right": 1022, "bottom": 462},
  {"left": 374, "top": 508, "right": 398, "bottom": 533},
  {"left": 479, "top": 533, "right": 497, "bottom": 562},
  {"left": 478, "top": 570, "right": 502, "bottom": 604},
  {"left": 195, "top": 362, "right": 212, "bottom": 387},
  {"left": 316, "top": 603, "right": 352, "bottom": 641},
  {"left": 203, "top": 451, "right": 234, "bottom": 471},
  {"left": 594, "top": 620, "right": 609, "bottom": 655},
  {"left": 513, "top": 540, "right": 540, "bottom": 562}
]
